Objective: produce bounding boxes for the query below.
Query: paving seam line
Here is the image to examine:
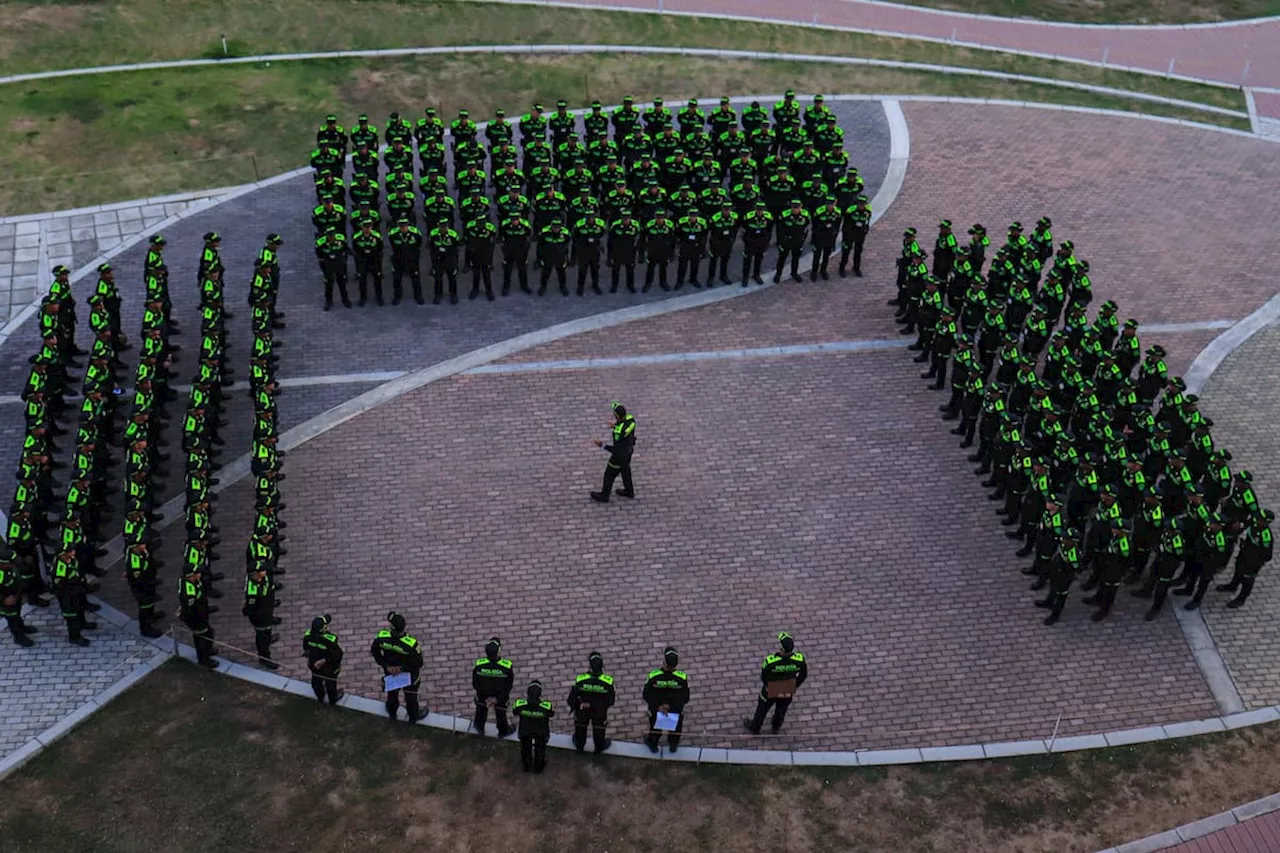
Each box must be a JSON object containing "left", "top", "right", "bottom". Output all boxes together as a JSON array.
[
  {"left": 0, "top": 38, "right": 1245, "bottom": 110},
  {"left": 1244, "top": 87, "right": 1261, "bottom": 134}
]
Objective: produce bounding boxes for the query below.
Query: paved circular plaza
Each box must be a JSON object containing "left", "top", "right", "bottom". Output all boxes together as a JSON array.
[{"left": 6, "top": 96, "right": 1280, "bottom": 755}]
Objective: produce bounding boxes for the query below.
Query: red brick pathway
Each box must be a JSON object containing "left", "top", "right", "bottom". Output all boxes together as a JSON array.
[
  {"left": 519, "top": 0, "right": 1280, "bottom": 117},
  {"left": 1161, "top": 810, "right": 1280, "bottom": 853}
]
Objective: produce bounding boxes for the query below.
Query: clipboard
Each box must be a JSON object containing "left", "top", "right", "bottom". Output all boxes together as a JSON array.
[
  {"left": 384, "top": 672, "right": 411, "bottom": 691},
  {"left": 654, "top": 711, "right": 681, "bottom": 731},
  {"left": 765, "top": 679, "right": 796, "bottom": 699}
]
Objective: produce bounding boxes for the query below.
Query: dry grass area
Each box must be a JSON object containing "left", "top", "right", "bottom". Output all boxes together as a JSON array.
[
  {"left": 4, "top": 659, "right": 1280, "bottom": 853},
  {"left": 0, "top": 53, "right": 1249, "bottom": 215}
]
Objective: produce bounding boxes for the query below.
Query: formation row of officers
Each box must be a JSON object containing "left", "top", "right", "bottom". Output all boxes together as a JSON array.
[
  {"left": 893, "top": 218, "right": 1272, "bottom": 625},
  {"left": 305, "top": 93, "right": 872, "bottom": 308},
  {"left": 299, "top": 614, "right": 808, "bottom": 772}
]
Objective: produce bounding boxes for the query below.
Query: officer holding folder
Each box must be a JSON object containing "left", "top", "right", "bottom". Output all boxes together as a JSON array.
[{"left": 743, "top": 632, "right": 808, "bottom": 735}]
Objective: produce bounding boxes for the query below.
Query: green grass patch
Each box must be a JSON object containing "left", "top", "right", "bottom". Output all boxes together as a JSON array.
[
  {"left": 0, "top": 0, "right": 1247, "bottom": 114},
  {"left": 0, "top": 53, "right": 1251, "bottom": 215}
]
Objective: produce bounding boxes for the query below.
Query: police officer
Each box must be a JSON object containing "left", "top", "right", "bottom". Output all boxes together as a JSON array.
[
  {"left": 642, "top": 209, "right": 676, "bottom": 293},
  {"left": 352, "top": 221, "right": 385, "bottom": 306},
  {"left": 675, "top": 207, "right": 709, "bottom": 288},
  {"left": 513, "top": 680, "right": 555, "bottom": 773},
  {"left": 591, "top": 402, "right": 636, "bottom": 503},
  {"left": 304, "top": 614, "right": 345, "bottom": 704},
  {"left": 370, "top": 611, "right": 425, "bottom": 722},
  {"left": 1218, "top": 509, "right": 1273, "bottom": 608},
  {"left": 707, "top": 201, "right": 739, "bottom": 287},
  {"left": 389, "top": 219, "right": 425, "bottom": 306},
  {"left": 465, "top": 216, "right": 498, "bottom": 301},
  {"left": 740, "top": 202, "right": 773, "bottom": 286},
  {"left": 743, "top": 632, "right": 808, "bottom": 735},
  {"left": 573, "top": 212, "right": 607, "bottom": 295},
  {"left": 1036, "top": 526, "right": 1083, "bottom": 626},
  {"left": 243, "top": 566, "right": 279, "bottom": 669},
  {"left": 315, "top": 228, "right": 352, "bottom": 311},
  {"left": 567, "top": 651, "right": 615, "bottom": 753},
  {"left": 774, "top": 198, "right": 809, "bottom": 284},
  {"left": 179, "top": 566, "right": 217, "bottom": 667},
  {"left": 428, "top": 221, "right": 461, "bottom": 305},
  {"left": 608, "top": 208, "right": 641, "bottom": 293},
  {"left": 643, "top": 646, "right": 690, "bottom": 754},
  {"left": 472, "top": 637, "right": 516, "bottom": 738},
  {"left": 125, "top": 541, "right": 163, "bottom": 638},
  {"left": 537, "top": 219, "right": 571, "bottom": 296},
  {"left": 0, "top": 554, "right": 35, "bottom": 646},
  {"left": 500, "top": 210, "right": 533, "bottom": 295}
]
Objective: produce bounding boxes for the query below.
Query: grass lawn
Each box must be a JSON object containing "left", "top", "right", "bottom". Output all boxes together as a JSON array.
[
  {"left": 5, "top": 659, "right": 1280, "bottom": 853},
  {"left": 0, "top": 53, "right": 1251, "bottom": 215},
  {"left": 0, "top": 0, "right": 1247, "bottom": 114},
  {"left": 890, "top": 0, "right": 1280, "bottom": 24}
]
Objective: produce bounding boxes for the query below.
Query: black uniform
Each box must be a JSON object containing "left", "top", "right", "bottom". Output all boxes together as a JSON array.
[
  {"left": 370, "top": 616, "right": 425, "bottom": 722},
  {"left": 389, "top": 225, "right": 425, "bottom": 305},
  {"left": 643, "top": 649, "right": 690, "bottom": 753},
  {"left": 592, "top": 407, "right": 636, "bottom": 503},
  {"left": 513, "top": 682, "right": 556, "bottom": 773},
  {"left": 472, "top": 641, "right": 516, "bottom": 738},
  {"left": 351, "top": 227, "right": 385, "bottom": 305},
  {"left": 745, "top": 635, "right": 808, "bottom": 734},
  {"left": 303, "top": 616, "right": 344, "bottom": 704},
  {"left": 568, "top": 654, "right": 616, "bottom": 753}
]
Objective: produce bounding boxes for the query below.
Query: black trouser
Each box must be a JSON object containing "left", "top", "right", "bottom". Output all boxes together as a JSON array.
[
  {"left": 742, "top": 250, "right": 764, "bottom": 284},
  {"left": 749, "top": 692, "right": 793, "bottom": 734},
  {"left": 57, "top": 590, "right": 86, "bottom": 640},
  {"left": 321, "top": 259, "right": 350, "bottom": 306},
  {"left": 311, "top": 670, "right": 341, "bottom": 703},
  {"left": 708, "top": 252, "right": 732, "bottom": 284},
  {"left": 601, "top": 460, "right": 633, "bottom": 497},
  {"left": 391, "top": 258, "right": 423, "bottom": 303},
  {"left": 1041, "top": 569, "right": 1072, "bottom": 621},
  {"left": 470, "top": 265, "right": 494, "bottom": 299},
  {"left": 251, "top": 620, "right": 274, "bottom": 662},
  {"left": 1138, "top": 552, "right": 1181, "bottom": 614},
  {"left": 645, "top": 708, "right": 683, "bottom": 750},
  {"left": 128, "top": 574, "right": 158, "bottom": 632},
  {"left": 355, "top": 253, "right": 383, "bottom": 303},
  {"left": 572, "top": 706, "right": 609, "bottom": 752},
  {"left": 520, "top": 733, "right": 548, "bottom": 772},
  {"left": 4, "top": 612, "right": 28, "bottom": 640},
  {"left": 433, "top": 263, "right": 458, "bottom": 303},
  {"left": 840, "top": 236, "right": 865, "bottom": 273},
  {"left": 811, "top": 245, "right": 834, "bottom": 277},
  {"left": 385, "top": 674, "right": 422, "bottom": 720},
  {"left": 775, "top": 246, "right": 802, "bottom": 280},
  {"left": 188, "top": 621, "right": 215, "bottom": 663},
  {"left": 611, "top": 261, "right": 636, "bottom": 292},
  {"left": 577, "top": 258, "right": 601, "bottom": 294},
  {"left": 643, "top": 260, "right": 670, "bottom": 292},
  {"left": 676, "top": 253, "right": 702, "bottom": 286},
  {"left": 503, "top": 254, "right": 529, "bottom": 294},
  {"left": 474, "top": 694, "right": 512, "bottom": 736},
  {"left": 539, "top": 263, "right": 568, "bottom": 295}
]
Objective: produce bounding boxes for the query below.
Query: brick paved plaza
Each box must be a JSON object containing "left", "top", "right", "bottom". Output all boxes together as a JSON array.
[{"left": 7, "top": 98, "right": 1280, "bottom": 759}]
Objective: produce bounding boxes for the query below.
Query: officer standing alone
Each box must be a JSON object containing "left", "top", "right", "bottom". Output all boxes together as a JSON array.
[{"left": 591, "top": 402, "right": 637, "bottom": 503}]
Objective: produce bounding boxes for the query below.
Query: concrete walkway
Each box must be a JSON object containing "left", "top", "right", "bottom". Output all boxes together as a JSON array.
[
  {"left": 501, "top": 0, "right": 1280, "bottom": 121},
  {"left": 0, "top": 189, "right": 234, "bottom": 322}
]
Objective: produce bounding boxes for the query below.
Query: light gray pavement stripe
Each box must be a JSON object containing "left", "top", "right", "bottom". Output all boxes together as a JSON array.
[{"left": 0, "top": 45, "right": 1246, "bottom": 120}]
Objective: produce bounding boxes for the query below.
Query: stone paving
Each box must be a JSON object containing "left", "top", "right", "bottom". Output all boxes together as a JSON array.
[
  {"left": 0, "top": 191, "right": 229, "bottom": 323},
  {"left": 0, "top": 604, "right": 164, "bottom": 756},
  {"left": 1199, "top": 321, "right": 1280, "bottom": 710}
]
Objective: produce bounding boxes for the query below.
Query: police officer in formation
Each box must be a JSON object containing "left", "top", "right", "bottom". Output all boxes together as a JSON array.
[
  {"left": 304, "top": 94, "right": 869, "bottom": 310},
  {"left": 895, "top": 218, "right": 1273, "bottom": 625}
]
